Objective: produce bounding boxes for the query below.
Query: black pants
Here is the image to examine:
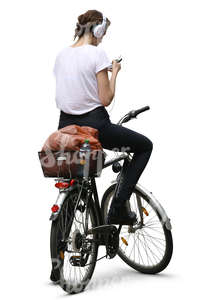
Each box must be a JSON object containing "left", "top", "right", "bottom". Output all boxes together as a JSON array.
[{"left": 58, "top": 106, "right": 153, "bottom": 205}]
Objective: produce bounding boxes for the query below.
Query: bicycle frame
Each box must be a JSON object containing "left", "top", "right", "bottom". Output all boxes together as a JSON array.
[
  {"left": 49, "top": 152, "right": 130, "bottom": 222},
  {"left": 89, "top": 152, "right": 131, "bottom": 225}
]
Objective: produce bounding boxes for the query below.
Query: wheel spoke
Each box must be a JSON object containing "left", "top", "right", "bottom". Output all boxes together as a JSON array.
[
  {"left": 141, "top": 229, "right": 165, "bottom": 255},
  {"left": 138, "top": 232, "right": 153, "bottom": 265},
  {"left": 143, "top": 226, "right": 164, "bottom": 235},
  {"left": 137, "top": 233, "right": 160, "bottom": 264}
]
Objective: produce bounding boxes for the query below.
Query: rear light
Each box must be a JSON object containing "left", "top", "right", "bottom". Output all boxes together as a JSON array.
[
  {"left": 54, "top": 179, "right": 76, "bottom": 189},
  {"left": 55, "top": 182, "right": 69, "bottom": 189},
  {"left": 51, "top": 204, "right": 59, "bottom": 213}
]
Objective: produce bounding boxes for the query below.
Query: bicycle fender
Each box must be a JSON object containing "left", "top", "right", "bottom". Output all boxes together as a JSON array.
[
  {"left": 135, "top": 183, "right": 172, "bottom": 231},
  {"left": 110, "top": 179, "right": 172, "bottom": 230},
  {"left": 49, "top": 191, "right": 68, "bottom": 221},
  {"left": 49, "top": 185, "right": 78, "bottom": 221}
]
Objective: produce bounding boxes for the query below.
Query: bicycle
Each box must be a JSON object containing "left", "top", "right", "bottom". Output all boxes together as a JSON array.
[{"left": 48, "top": 106, "right": 173, "bottom": 294}]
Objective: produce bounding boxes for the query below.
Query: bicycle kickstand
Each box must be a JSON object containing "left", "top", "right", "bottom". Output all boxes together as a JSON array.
[{"left": 117, "top": 225, "right": 122, "bottom": 234}]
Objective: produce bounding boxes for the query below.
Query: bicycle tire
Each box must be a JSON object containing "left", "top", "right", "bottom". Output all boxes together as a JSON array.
[
  {"left": 50, "top": 189, "right": 99, "bottom": 294},
  {"left": 101, "top": 183, "right": 173, "bottom": 274}
]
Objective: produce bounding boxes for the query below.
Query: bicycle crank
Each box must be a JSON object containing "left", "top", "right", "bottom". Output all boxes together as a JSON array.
[{"left": 87, "top": 225, "right": 119, "bottom": 259}]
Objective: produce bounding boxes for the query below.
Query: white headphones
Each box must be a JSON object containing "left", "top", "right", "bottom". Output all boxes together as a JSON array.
[
  {"left": 92, "top": 15, "right": 107, "bottom": 38},
  {"left": 77, "top": 15, "right": 107, "bottom": 39}
]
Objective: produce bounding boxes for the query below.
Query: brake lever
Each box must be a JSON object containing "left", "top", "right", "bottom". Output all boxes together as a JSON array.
[
  {"left": 121, "top": 111, "right": 137, "bottom": 124},
  {"left": 121, "top": 115, "right": 131, "bottom": 124},
  {"left": 130, "top": 110, "right": 137, "bottom": 118}
]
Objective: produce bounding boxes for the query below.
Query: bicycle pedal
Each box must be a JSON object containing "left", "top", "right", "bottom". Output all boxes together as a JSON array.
[{"left": 69, "top": 255, "right": 85, "bottom": 267}]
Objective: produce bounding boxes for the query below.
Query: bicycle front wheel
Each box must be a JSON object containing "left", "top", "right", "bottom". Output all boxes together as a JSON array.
[{"left": 101, "top": 184, "right": 173, "bottom": 274}]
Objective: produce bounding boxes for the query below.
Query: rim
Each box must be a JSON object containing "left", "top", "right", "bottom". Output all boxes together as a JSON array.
[
  {"left": 57, "top": 192, "right": 97, "bottom": 290},
  {"left": 104, "top": 189, "right": 167, "bottom": 269}
]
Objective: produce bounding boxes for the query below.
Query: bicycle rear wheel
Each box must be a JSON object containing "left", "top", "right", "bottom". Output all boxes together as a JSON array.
[
  {"left": 50, "top": 187, "right": 98, "bottom": 294},
  {"left": 101, "top": 184, "right": 173, "bottom": 274}
]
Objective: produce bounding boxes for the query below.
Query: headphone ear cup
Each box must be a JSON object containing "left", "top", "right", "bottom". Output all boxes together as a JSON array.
[
  {"left": 93, "top": 24, "right": 102, "bottom": 38},
  {"left": 93, "top": 16, "right": 107, "bottom": 39}
]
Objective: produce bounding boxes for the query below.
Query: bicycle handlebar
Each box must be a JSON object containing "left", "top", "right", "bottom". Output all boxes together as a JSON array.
[
  {"left": 117, "top": 106, "right": 150, "bottom": 125},
  {"left": 130, "top": 106, "right": 150, "bottom": 118}
]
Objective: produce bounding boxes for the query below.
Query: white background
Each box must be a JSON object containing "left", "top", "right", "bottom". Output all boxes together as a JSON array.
[{"left": 0, "top": 0, "right": 202, "bottom": 298}]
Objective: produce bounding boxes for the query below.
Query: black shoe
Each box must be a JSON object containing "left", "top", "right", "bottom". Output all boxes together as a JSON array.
[
  {"left": 107, "top": 164, "right": 137, "bottom": 225},
  {"left": 107, "top": 199, "right": 137, "bottom": 225},
  {"left": 50, "top": 269, "right": 60, "bottom": 284}
]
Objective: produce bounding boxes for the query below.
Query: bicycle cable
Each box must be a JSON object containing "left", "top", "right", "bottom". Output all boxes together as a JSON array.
[{"left": 84, "top": 254, "right": 107, "bottom": 267}]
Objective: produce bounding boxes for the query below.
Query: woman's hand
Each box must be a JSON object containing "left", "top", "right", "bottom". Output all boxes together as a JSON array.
[{"left": 112, "top": 60, "right": 121, "bottom": 74}]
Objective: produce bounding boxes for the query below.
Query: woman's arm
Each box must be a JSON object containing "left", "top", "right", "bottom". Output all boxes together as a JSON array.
[{"left": 96, "top": 60, "right": 121, "bottom": 107}]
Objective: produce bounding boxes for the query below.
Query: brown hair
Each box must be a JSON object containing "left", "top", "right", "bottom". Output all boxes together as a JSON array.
[{"left": 73, "top": 10, "right": 111, "bottom": 40}]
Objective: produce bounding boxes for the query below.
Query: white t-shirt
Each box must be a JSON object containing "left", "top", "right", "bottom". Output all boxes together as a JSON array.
[{"left": 53, "top": 44, "right": 112, "bottom": 115}]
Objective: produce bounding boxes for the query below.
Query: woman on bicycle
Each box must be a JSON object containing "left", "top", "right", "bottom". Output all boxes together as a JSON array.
[{"left": 53, "top": 9, "right": 153, "bottom": 225}]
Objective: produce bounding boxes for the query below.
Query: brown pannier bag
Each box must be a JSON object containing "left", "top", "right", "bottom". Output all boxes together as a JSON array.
[
  {"left": 38, "top": 125, "right": 107, "bottom": 178},
  {"left": 41, "top": 124, "right": 103, "bottom": 152}
]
